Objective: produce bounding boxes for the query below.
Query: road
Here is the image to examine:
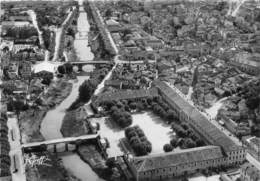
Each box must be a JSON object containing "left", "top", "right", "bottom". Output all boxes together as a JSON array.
[
  {"left": 246, "top": 153, "right": 260, "bottom": 170},
  {"left": 7, "top": 116, "right": 26, "bottom": 181},
  {"left": 52, "top": 7, "right": 76, "bottom": 61}
]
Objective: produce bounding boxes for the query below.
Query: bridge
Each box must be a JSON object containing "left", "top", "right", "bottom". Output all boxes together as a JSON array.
[
  {"left": 22, "top": 134, "right": 100, "bottom": 153},
  {"left": 71, "top": 60, "right": 113, "bottom": 71}
]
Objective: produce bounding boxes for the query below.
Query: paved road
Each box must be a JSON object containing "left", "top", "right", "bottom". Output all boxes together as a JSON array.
[
  {"left": 246, "top": 153, "right": 260, "bottom": 170},
  {"left": 53, "top": 7, "right": 76, "bottom": 61},
  {"left": 7, "top": 116, "right": 26, "bottom": 181}
]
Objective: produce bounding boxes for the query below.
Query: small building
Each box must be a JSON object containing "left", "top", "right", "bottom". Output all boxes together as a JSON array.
[
  {"left": 144, "top": 38, "right": 164, "bottom": 50},
  {"left": 18, "top": 61, "right": 31, "bottom": 79},
  {"left": 242, "top": 136, "right": 260, "bottom": 161},
  {"left": 106, "top": 19, "right": 122, "bottom": 32}
]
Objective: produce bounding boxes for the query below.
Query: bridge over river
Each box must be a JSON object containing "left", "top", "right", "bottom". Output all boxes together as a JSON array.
[{"left": 22, "top": 134, "right": 100, "bottom": 153}]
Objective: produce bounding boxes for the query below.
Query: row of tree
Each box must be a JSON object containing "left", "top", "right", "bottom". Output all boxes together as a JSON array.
[
  {"left": 169, "top": 122, "right": 204, "bottom": 149},
  {"left": 125, "top": 125, "right": 152, "bottom": 156}
]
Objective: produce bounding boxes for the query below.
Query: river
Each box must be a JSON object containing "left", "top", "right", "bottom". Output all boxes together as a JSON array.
[{"left": 40, "top": 5, "right": 104, "bottom": 181}]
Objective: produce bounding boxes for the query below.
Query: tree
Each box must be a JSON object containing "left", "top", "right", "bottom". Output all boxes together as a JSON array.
[
  {"left": 106, "top": 158, "right": 116, "bottom": 168},
  {"left": 129, "top": 102, "right": 137, "bottom": 110},
  {"left": 170, "top": 137, "right": 178, "bottom": 147},
  {"left": 57, "top": 65, "right": 66, "bottom": 74},
  {"left": 105, "top": 8, "right": 113, "bottom": 18},
  {"left": 130, "top": 136, "right": 140, "bottom": 145},
  {"left": 136, "top": 102, "right": 144, "bottom": 111},
  {"left": 135, "top": 143, "right": 148, "bottom": 156},
  {"left": 181, "top": 122, "right": 189, "bottom": 130},
  {"left": 166, "top": 110, "right": 176, "bottom": 121},
  {"left": 41, "top": 77, "right": 51, "bottom": 86},
  {"left": 64, "top": 63, "right": 73, "bottom": 74},
  {"left": 145, "top": 142, "right": 152, "bottom": 153},
  {"left": 122, "top": 29, "right": 132, "bottom": 37},
  {"left": 67, "top": 27, "right": 75, "bottom": 38},
  {"left": 136, "top": 129, "right": 145, "bottom": 137},
  {"left": 195, "top": 139, "right": 204, "bottom": 147},
  {"left": 163, "top": 144, "right": 173, "bottom": 152},
  {"left": 183, "top": 138, "right": 196, "bottom": 149},
  {"left": 78, "top": 80, "right": 96, "bottom": 101},
  {"left": 246, "top": 96, "right": 260, "bottom": 110}
]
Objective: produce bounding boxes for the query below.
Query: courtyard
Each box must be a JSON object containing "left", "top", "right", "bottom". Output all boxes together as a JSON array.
[{"left": 91, "top": 111, "right": 174, "bottom": 157}]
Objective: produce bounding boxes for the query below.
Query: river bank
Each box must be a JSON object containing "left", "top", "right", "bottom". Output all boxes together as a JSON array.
[
  {"left": 26, "top": 152, "right": 80, "bottom": 181},
  {"left": 19, "top": 78, "right": 73, "bottom": 144},
  {"left": 59, "top": 4, "right": 114, "bottom": 181},
  {"left": 20, "top": 78, "right": 84, "bottom": 181}
]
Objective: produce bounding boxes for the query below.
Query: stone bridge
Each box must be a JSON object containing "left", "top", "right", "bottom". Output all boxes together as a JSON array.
[
  {"left": 71, "top": 60, "right": 113, "bottom": 71},
  {"left": 22, "top": 134, "right": 100, "bottom": 153}
]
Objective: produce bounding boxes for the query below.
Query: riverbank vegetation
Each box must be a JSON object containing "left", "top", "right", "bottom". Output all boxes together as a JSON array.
[
  {"left": 26, "top": 152, "right": 80, "bottom": 181},
  {"left": 61, "top": 108, "right": 89, "bottom": 137},
  {"left": 68, "top": 65, "right": 111, "bottom": 110},
  {"left": 19, "top": 79, "right": 72, "bottom": 143}
]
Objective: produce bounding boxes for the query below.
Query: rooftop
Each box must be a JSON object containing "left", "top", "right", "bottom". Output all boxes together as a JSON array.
[
  {"left": 233, "top": 53, "right": 260, "bottom": 68},
  {"left": 132, "top": 146, "right": 223, "bottom": 172},
  {"left": 153, "top": 80, "right": 241, "bottom": 153},
  {"left": 94, "top": 88, "right": 159, "bottom": 105}
]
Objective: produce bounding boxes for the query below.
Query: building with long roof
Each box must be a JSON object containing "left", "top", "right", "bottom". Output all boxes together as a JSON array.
[
  {"left": 127, "top": 80, "right": 246, "bottom": 181},
  {"left": 129, "top": 146, "right": 224, "bottom": 181}
]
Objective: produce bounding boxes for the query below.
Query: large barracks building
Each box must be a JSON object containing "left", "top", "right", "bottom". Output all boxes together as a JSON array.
[{"left": 127, "top": 80, "right": 246, "bottom": 181}]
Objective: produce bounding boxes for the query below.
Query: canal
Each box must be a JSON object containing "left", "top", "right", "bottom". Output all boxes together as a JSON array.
[{"left": 40, "top": 5, "right": 105, "bottom": 181}]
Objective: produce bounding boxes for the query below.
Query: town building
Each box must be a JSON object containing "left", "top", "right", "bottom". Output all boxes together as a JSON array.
[
  {"left": 128, "top": 146, "right": 224, "bottom": 181},
  {"left": 106, "top": 19, "right": 123, "bottom": 32},
  {"left": 0, "top": 115, "right": 11, "bottom": 180},
  {"left": 144, "top": 38, "right": 164, "bottom": 50},
  {"left": 123, "top": 80, "right": 246, "bottom": 181},
  {"left": 229, "top": 53, "right": 260, "bottom": 75},
  {"left": 92, "top": 88, "right": 158, "bottom": 111},
  {"left": 242, "top": 136, "right": 260, "bottom": 162}
]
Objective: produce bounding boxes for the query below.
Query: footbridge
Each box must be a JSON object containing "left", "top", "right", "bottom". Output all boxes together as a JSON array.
[{"left": 22, "top": 134, "right": 100, "bottom": 153}]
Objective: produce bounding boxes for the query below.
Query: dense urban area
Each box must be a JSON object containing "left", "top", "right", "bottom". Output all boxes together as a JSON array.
[{"left": 1, "top": 0, "right": 260, "bottom": 181}]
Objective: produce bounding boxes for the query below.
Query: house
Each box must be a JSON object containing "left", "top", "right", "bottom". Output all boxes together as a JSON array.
[
  {"left": 243, "top": 136, "right": 260, "bottom": 161},
  {"left": 18, "top": 61, "right": 31, "bottom": 79},
  {"left": 106, "top": 19, "right": 122, "bottom": 32}
]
